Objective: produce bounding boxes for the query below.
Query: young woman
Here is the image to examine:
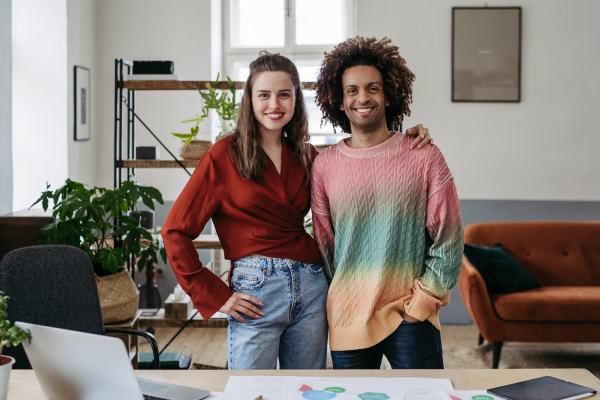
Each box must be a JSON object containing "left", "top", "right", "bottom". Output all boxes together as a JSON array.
[{"left": 161, "top": 51, "right": 431, "bottom": 370}]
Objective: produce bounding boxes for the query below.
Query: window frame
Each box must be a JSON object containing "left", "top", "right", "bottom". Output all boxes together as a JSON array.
[
  {"left": 222, "top": 0, "right": 355, "bottom": 140},
  {"left": 223, "top": 0, "right": 356, "bottom": 77}
]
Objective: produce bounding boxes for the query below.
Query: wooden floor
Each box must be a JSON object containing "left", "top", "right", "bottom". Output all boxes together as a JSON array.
[
  {"left": 139, "top": 325, "right": 600, "bottom": 376},
  {"left": 139, "top": 328, "right": 228, "bottom": 369}
]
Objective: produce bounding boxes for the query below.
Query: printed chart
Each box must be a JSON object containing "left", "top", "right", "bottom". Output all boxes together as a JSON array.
[{"left": 293, "top": 380, "right": 408, "bottom": 399}]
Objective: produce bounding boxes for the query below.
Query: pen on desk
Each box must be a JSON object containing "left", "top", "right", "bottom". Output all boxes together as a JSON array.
[{"left": 255, "top": 396, "right": 263, "bottom": 400}]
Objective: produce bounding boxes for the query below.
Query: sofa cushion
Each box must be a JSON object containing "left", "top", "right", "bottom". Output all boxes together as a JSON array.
[
  {"left": 464, "top": 243, "right": 542, "bottom": 295},
  {"left": 493, "top": 286, "right": 600, "bottom": 322}
]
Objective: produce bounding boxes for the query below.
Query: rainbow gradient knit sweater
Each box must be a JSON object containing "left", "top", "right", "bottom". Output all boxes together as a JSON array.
[{"left": 311, "top": 132, "right": 464, "bottom": 351}]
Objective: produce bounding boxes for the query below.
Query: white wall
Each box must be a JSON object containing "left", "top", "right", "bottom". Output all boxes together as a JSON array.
[
  {"left": 0, "top": 0, "right": 12, "bottom": 215},
  {"left": 357, "top": 0, "right": 600, "bottom": 201},
  {"left": 94, "top": 0, "right": 213, "bottom": 199},
  {"left": 67, "top": 0, "right": 98, "bottom": 186},
  {"left": 12, "top": 0, "right": 69, "bottom": 211}
]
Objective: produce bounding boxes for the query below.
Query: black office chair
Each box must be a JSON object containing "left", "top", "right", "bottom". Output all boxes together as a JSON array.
[{"left": 0, "top": 245, "right": 160, "bottom": 369}]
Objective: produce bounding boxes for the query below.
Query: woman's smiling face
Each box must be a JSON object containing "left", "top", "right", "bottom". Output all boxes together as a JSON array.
[{"left": 252, "top": 71, "right": 296, "bottom": 135}]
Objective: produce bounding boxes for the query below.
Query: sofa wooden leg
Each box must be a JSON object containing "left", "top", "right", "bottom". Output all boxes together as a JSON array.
[
  {"left": 492, "top": 341, "right": 503, "bottom": 369},
  {"left": 478, "top": 333, "right": 484, "bottom": 345}
]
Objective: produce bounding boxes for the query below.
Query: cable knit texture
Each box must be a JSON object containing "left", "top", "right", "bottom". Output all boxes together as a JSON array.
[{"left": 311, "top": 132, "right": 464, "bottom": 351}]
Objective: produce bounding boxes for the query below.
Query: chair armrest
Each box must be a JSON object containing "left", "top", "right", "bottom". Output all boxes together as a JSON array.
[
  {"left": 105, "top": 328, "right": 161, "bottom": 370},
  {"left": 458, "top": 255, "right": 504, "bottom": 341}
]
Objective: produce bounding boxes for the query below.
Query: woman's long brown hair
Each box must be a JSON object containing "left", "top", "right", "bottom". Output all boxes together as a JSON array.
[{"left": 228, "top": 51, "right": 312, "bottom": 185}]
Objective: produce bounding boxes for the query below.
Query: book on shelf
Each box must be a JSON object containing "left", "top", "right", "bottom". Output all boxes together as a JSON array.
[
  {"left": 139, "top": 351, "right": 190, "bottom": 369},
  {"left": 125, "top": 74, "right": 183, "bottom": 81}
]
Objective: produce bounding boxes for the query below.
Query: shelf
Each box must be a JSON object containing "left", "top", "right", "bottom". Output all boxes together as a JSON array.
[
  {"left": 191, "top": 234, "right": 222, "bottom": 249},
  {"left": 122, "top": 80, "right": 316, "bottom": 91},
  {"left": 120, "top": 159, "right": 200, "bottom": 168},
  {"left": 142, "top": 234, "right": 222, "bottom": 250}
]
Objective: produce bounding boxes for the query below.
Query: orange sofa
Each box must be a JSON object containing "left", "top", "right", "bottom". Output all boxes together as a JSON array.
[{"left": 458, "top": 222, "right": 600, "bottom": 368}]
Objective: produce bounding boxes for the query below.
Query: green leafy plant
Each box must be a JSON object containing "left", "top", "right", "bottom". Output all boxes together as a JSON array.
[
  {"left": 0, "top": 293, "right": 32, "bottom": 355},
  {"left": 30, "top": 178, "right": 168, "bottom": 274},
  {"left": 172, "top": 73, "right": 238, "bottom": 144},
  {"left": 304, "top": 217, "right": 314, "bottom": 238}
]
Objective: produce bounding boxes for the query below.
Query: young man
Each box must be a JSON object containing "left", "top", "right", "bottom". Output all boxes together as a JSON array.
[{"left": 311, "top": 36, "right": 464, "bottom": 369}]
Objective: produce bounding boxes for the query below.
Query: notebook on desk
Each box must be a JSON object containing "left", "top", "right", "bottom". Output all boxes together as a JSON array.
[
  {"left": 15, "top": 322, "right": 210, "bottom": 400},
  {"left": 488, "top": 376, "right": 596, "bottom": 400}
]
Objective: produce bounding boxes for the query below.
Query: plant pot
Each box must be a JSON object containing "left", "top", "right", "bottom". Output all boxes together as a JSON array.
[
  {"left": 95, "top": 270, "right": 140, "bottom": 324},
  {"left": 0, "top": 355, "right": 15, "bottom": 400},
  {"left": 179, "top": 140, "right": 211, "bottom": 160}
]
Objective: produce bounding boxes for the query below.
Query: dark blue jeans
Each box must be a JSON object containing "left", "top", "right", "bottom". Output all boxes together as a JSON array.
[{"left": 331, "top": 320, "right": 444, "bottom": 369}]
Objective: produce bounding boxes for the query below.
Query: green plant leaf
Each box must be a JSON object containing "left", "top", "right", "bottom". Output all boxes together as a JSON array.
[
  {"left": 172, "top": 132, "right": 194, "bottom": 139},
  {"left": 118, "top": 215, "right": 138, "bottom": 227},
  {"left": 98, "top": 247, "right": 123, "bottom": 274}
]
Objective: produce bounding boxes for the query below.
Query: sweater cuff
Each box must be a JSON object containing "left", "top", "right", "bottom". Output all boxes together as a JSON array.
[
  {"left": 187, "top": 268, "right": 233, "bottom": 320},
  {"left": 403, "top": 279, "right": 450, "bottom": 321}
]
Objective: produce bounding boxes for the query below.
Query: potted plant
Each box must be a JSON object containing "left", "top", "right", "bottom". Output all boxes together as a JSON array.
[
  {"left": 172, "top": 73, "right": 238, "bottom": 159},
  {"left": 0, "top": 293, "right": 31, "bottom": 400},
  {"left": 30, "top": 178, "right": 168, "bottom": 323}
]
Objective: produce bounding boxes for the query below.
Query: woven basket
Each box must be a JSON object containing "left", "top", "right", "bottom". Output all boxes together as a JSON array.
[
  {"left": 95, "top": 270, "right": 139, "bottom": 324},
  {"left": 179, "top": 140, "right": 212, "bottom": 160},
  {"left": 314, "top": 144, "right": 332, "bottom": 153}
]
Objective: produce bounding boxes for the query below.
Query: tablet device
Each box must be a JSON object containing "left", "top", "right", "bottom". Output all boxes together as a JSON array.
[{"left": 488, "top": 376, "right": 596, "bottom": 400}]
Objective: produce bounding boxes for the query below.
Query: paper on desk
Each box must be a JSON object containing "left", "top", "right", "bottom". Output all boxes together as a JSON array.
[
  {"left": 222, "top": 376, "right": 453, "bottom": 400},
  {"left": 444, "top": 390, "right": 505, "bottom": 400},
  {"left": 205, "top": 392, "right": 223, "bottom": 399},
  {"left": 287, "top": 380, "right": 408, "bottom": 399}
]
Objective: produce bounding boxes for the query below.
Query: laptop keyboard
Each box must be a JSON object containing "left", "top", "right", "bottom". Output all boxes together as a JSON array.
[{"left": 143, "top": 395, "right": 170, "bottom": 400}]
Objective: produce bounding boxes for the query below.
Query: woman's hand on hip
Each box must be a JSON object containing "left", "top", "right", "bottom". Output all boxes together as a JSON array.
[{"left": 219, "top": 292, "right": 265, "bottom": 323}]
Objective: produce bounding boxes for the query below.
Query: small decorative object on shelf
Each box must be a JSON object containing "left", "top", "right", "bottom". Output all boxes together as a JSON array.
[
  {"left": 136, "top": 146, "right": 160, "bottom": 160},
  {"left": 132, "top": 60, "right": 174, "bottom": 75},
  {"left": 128, "top": 210, "right": 154, "bottom": 232},
  {"left": 164, "top": 284, "right": 194, "bottom": 320},
  {"left": 0, "top": 292, "right": 32, "bottom": 400}
]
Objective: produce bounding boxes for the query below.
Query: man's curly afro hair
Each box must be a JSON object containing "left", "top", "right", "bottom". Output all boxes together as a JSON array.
[{"left": 315, "top": 36, "right": 415, "bottom": 134}]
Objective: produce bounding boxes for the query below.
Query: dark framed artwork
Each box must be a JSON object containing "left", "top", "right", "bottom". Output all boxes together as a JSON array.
[
  {"left": 452, "top": 7, "right": 521, "bottom": 102},
  {"left": 74, "top": 66, "right": 91, "bottom": 140}
]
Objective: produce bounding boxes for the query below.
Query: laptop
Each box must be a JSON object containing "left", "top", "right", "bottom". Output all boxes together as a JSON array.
[{"left": 15, "top": 321, "right": 210, "bottom": 400}]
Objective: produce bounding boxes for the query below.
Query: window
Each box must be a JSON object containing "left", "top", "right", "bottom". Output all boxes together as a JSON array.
[{"left": 224, "top": 0, "right": 355, "bottom": 144}]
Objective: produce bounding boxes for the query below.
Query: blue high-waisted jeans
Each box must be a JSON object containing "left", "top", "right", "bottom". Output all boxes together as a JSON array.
[
  {"left": 331, "top": 320, "right": 444, "bottom": 369},
  {"left": 227, "top": 256, "right": 328, "bottom": 370}
]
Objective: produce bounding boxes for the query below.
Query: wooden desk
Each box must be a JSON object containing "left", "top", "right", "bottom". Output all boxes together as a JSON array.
[
  {"left": 8, "top": 369, "right": 600, "bottom": 399},
  {"left": 139, "top": 308, "right": 228, "bottom": 328}
]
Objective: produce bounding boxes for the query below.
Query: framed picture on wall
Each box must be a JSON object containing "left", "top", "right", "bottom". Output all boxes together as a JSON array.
[
  {"left": 452, "top": 7, "right": 521, "bottom": 102},
  {"left": 74, "top": 66, "right": 91, "bottom": 140}
]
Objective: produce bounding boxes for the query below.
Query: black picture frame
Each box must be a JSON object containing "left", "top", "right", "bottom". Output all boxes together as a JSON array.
[
  {"left": 452, "top": 7, "right": 522, "bottom": 102},
  {"left": 74, "top": 65, "right": 91, "bottom": 141}
]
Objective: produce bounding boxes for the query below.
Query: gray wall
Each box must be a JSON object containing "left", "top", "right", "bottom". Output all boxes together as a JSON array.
[{"left": 0, "top": 0, "right": 12, "bottom": 215}]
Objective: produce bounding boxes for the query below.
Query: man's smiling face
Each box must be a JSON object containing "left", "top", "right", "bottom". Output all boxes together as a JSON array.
[{"left": 340, "top": 65, "right": 389, "bottom": 133}]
